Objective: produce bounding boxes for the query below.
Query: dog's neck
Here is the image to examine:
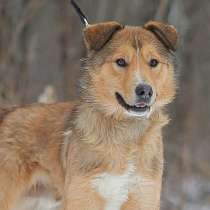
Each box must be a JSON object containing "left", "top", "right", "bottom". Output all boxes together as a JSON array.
[
  {"left": 64, "top": 101, "right": 168, "bottom": 173},
  {"left": 75, "top": 103, "right": 149, "bottom": 146}
]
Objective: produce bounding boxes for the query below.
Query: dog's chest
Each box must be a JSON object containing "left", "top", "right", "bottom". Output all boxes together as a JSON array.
[{"left": 91, "top": 164, "right": 140, "bottom": 210}]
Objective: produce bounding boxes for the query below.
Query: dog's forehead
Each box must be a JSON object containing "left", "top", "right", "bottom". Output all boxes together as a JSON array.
[
  {"left": 113, "top": 26, "right": 155, "bottom": 45},
  {"left": 110, "top": 25, "right": 169, "bottom": 56}
]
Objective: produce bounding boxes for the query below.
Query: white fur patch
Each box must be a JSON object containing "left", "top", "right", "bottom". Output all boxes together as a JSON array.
[
  {"left": 91, "top": 164, "right": 139, "bottom": 210},
  {"left": 135, "top": 35, "right": 143, "bottom": 84}
]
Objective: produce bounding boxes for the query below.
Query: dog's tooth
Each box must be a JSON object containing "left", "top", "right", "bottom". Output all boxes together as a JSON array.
[{"left": 135, "top": 103, "right": 146, "bottom": 108}]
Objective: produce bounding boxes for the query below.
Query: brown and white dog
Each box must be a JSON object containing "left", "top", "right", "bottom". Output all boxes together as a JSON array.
[{"left": 0, "top": 4, "right": 178, "bottom": 210}]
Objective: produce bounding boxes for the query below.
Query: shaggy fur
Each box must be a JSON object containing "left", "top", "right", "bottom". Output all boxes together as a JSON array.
[{"left": 0, "top": 20, "right": 178, "bottom": 210}]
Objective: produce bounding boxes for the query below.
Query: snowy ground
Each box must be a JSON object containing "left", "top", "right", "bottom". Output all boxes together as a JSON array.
[{"left": 163, "top": 173, "right": 210, "bottom": 210}]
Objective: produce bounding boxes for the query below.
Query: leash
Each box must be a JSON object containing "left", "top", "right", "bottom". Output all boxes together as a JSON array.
[{"left": 70, "top": 0, "right": 89, "bottom": 27}]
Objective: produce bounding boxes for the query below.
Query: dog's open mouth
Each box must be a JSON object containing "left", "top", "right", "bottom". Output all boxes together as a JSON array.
[{"left": 115, "top": 92, "right": 150, "bottom": 113}]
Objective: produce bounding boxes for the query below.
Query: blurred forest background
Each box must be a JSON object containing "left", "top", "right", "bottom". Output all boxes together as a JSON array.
[{"left": 0, "top": 0, "right": 210, "bottom": 209}]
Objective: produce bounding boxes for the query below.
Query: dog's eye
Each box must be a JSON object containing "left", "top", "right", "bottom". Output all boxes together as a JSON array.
[
  {"left": 116, "top": 58, "right": 128, "bottom": 67},
  {"left": 149, "top": 59, "right": 159, "bottom": 68}
]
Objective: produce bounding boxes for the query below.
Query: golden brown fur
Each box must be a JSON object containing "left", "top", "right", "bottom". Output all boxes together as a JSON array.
[{"left": 0, "top": 20, "right": 178, "bottom": 210}]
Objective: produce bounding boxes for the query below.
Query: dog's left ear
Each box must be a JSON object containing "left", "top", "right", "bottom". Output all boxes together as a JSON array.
[
  {"left": 83, "top": 21, "right": 124, "bottom": 51},
  {"left": 144, "top": 21, "right": 178, "bottom": 52}
]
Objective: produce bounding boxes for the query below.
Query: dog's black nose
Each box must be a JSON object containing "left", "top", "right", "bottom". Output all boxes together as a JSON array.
[{"left": 135, "top": 84, "right": 153, "bottom": 102}]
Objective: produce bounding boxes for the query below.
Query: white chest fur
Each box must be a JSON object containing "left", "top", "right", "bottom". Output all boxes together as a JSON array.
[{"left": 91, "top": 164, "right": 139, "bottom": 210}]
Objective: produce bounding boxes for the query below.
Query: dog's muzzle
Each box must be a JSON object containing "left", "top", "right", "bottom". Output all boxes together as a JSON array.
[{"left": 115, "top": 84, "right": 154, "bottom": 117}]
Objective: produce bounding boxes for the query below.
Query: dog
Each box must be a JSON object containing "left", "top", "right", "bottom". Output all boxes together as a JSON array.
[{"left": 0, "top": 1, "right": 178, "bottom": 210}]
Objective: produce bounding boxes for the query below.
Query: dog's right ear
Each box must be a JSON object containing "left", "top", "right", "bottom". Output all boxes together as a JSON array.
[{"left": 83, "top": 21, "right": 124, "bottom": 51}]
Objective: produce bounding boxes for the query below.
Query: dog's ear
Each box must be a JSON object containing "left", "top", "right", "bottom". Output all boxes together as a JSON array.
[
  {"left": 144, "top": 21, "right": 178, "bottom": 52},
  {"left": 83, "top": 21, "right": 124, "bottom": 51}
]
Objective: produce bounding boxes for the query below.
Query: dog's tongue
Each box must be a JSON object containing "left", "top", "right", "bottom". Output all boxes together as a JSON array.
[{"left": 135, "top": 102, "right": 147, "bottom": 108}]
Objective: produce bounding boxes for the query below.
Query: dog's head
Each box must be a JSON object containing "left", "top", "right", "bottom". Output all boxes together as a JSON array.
[{"left": 81, "top": 21, "right": 178, "bottom": 119}]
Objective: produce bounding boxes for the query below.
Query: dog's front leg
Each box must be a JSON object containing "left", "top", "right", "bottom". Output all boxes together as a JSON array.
[
  {"left": 121, "top": 179, "right": 161, "bottom": 210},
  {"left": 0, "top": 170, "right": 29, "bottom": 210},
  {"left": 59, "top": 176, "right": 105, "bottom": 210}
]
